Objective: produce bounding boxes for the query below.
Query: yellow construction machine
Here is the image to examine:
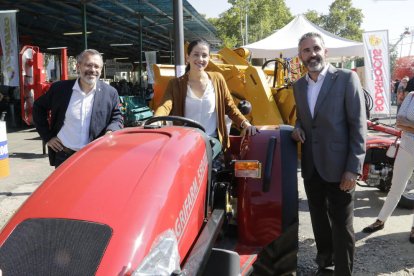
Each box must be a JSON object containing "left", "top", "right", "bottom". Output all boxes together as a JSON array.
[{"left": 152, "top": 47, "right": 304, "bottom": 128}]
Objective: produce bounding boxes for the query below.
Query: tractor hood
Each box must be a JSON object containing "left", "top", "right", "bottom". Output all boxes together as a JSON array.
[{"left": 0, "top": 127, "right": 209, "bottom": 275}]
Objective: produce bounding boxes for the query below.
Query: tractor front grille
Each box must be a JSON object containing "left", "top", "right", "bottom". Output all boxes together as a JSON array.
[{"left": 0, "top": 218, "right": 112, "bottom": 276}]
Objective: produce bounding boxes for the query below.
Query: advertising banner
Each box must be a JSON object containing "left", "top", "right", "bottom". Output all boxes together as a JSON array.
[
  {"left": 363, "top": 30, "right": 390, "bottom": 115},
  {"left": 144, "top": 51, "right": 157, "bottom": 84},
  {"left": 0, "top": 11, "right": 19, "bottom": 86}
]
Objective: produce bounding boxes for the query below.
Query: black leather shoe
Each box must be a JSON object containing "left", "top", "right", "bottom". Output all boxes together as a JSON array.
[{"left": 362, "top": 220, "right": 385, "bottom": 233}]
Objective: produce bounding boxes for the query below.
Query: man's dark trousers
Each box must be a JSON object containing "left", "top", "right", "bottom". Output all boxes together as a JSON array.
[{"left": 304, "top": 169, "right": 355, "bottom": 276}]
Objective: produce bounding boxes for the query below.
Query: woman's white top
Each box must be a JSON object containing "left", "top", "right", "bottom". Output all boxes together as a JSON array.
[{"left": 185, "top": 79, "right": 217, "bottom": 137}]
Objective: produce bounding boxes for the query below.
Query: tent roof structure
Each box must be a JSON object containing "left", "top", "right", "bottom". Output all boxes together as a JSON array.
[{"left": 244, "top": 15, "right": 364, "bottom": 59}]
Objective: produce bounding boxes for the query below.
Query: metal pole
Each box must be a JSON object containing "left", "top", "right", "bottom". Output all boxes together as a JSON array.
[
  {"left": 60, "top": 48, "right": 68, "bottom": 80},
  {"left": 170, "top": 32, "right": 173, "bottom": 65},
  {"left": 139, "top": 15, "right": 143, "bottom": 89},
  {"left": 82, "top": 3, "right": 88, "bottom": 49},
  {"left": 173, "top": 0, "right": 185, "bottom": 77},
  {"left": 245, "top": 0, "right": 248, "bottom": 45}
]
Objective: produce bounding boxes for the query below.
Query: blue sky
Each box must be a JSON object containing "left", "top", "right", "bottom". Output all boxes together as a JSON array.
[{"left": 187, "top": 0, "right": 414, "bottom": 57}]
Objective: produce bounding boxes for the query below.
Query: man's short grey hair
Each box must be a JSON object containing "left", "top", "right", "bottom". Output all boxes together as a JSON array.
[
  {"left": 76, "top": 49, "right": 103, "bottom": 64},
  {"left": 298, "top": 32, "right": 325, "bottom": 49}
]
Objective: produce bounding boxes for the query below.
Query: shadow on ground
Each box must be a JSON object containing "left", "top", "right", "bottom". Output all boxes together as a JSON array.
[
  {"left": 354, "top": 189, "right": 413, "bottom": 219},
  {"left": 5, "top": 125, "right": 35, "bottom": 134},
  {"left": 0, "top": 192, "right": 32, "bottom": 197},
  {"left": 354, "top": 232, "right": 414, "bottom": 275},
  {"left": 8, "top": 152, "right": 47, "bottom": 159}
]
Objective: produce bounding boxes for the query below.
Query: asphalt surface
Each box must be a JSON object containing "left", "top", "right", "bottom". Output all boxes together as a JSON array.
[{"left": 0, "top": 126, "right": 53, "bottom": 228}]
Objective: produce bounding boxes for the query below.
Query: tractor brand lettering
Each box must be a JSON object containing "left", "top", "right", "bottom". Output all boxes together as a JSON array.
[
  {"left": 0, "top": 141, "right": 8, "bottom": 159},
  {"left": 372, "top": 49, "right": 385, "bottom": 112},
  {"left": 174, "top": 153, "right": 208, "bottom": 241}
]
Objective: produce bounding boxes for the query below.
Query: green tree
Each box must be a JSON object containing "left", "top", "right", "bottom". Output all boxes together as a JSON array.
[
  {"left": 209, "top": 0, "right": 293, "bottom": 48},
  {"left": 389, "top": 48, "right": 398, "bottom": 78},
  {"left": 208, "top": 17, "right": 239, "bottom": 48},
  {"left": 304, "top": 0, "right": 363, "bottom": 41},
  {"left": 303, "top": 10, "right": 326, "bottom": 27},
  {"left": 325, "top": 0, "right": 363, "bottom": 41},
  {"left": 247, "top": 0, "right": 293, "bottom": 44}
]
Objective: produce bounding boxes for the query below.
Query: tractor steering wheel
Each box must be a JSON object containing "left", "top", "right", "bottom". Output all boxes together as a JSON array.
[{"left": 144, "top": 116, "right": 205, "bottom": 132}]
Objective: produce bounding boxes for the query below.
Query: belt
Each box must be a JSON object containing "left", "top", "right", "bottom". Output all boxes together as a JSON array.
[{"left": 62, "top": 146, "right": 76, "bottom": 155}]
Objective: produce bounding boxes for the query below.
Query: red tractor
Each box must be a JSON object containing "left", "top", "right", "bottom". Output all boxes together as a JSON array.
[{"left": 0, "top": 116, "right": 298, "bottom": 275}]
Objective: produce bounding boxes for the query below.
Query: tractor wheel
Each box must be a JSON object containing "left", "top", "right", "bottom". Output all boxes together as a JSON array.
[
  {"left": 252, "top": 222, "right": 298, "bottom": 276},
  {"left": 378, "top": 170, "right": 392, "bottom": 192},
  {"left": 398, "top": 175, "right": 414, "bottom": 210}
]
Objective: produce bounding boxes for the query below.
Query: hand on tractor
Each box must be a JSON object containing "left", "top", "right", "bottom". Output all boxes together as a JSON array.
[
  {"left": 47, "top": 137, "right": 64, "bottom": 152},
  {"left": 242, "top": 121, "right": 259, "bottom": 136},
  {"left": 291, "top": 128, "right": 306, "bottom": 143},
  {"left": 340, "top": 171, "right": 358, "bottom": 191}
]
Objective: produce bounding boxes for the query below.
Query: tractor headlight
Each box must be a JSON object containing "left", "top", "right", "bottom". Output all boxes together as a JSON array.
[{"left": 132, "top": 229, "right": 181, "bottom": 276}]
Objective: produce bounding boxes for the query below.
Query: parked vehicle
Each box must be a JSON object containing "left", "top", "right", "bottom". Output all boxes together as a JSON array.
[{"left": 0, "top": 116, "right": 298, "bottom": 275}]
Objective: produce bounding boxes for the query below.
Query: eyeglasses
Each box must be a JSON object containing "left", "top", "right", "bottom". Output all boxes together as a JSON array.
[{"left": 83, "top": 63, "right": 102, "bottom": 70}]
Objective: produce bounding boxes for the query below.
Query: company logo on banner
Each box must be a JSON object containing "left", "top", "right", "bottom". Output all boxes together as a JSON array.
[
  {"left": 0, "top": 11, "right": 19, "bottom": 87},
  {"left": 363, "top": 30, "right": 390, "bottom": 115}
]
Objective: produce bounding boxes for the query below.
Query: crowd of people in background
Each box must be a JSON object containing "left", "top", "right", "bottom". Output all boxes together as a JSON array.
[
  {"left": 109, "top": 79, "right": 154, "bottom": 101},
  {"left": 392, "top": 70, "right": 414, "bottom": 112},
  {"left": 110, "top": 80, "right": 140, "bottom": 96}
]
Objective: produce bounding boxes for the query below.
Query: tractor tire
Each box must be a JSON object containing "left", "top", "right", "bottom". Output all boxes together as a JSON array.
[
  {"left": 398, "top": 176, "right": 414, "bottom": 209},
  {"left": 252, "top": 223, "right": 298, "bottom": 276},
  {"left": 378, "top": 171, "right": 393, "bottom": 192},
  {"left": 399, "top": 195, "right": 414, "bottom": 209}
]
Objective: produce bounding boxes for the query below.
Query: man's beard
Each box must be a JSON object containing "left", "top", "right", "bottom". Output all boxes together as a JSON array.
[
  {"left": 304, "top": 56, "right": 325, "bottom": 72},
  {"left": 81, "top": 71, "right": 100, "bottom": 86}
]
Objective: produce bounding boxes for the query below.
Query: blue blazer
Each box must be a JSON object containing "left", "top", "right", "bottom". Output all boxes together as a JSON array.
[
  {"left": 33, "top": 79, "right": 123, "bottom": 165},
  {"left": 293, "top": 64, "right": 367, "bottom": 182}
]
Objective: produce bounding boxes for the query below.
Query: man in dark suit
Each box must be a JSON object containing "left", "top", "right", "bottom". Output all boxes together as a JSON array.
[
  {"left": 291, "top": 32, "right": 367, "bottom": 276},
  {"left": 33, "top": 49, "right": 123, "bottom": 168}
]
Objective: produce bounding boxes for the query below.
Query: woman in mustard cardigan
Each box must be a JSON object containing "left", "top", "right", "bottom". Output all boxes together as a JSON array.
[{"left": 154, "top": 39, "right": 257, "bottom": 152}]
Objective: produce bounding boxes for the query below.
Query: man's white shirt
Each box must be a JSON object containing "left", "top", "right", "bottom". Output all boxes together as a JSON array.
[
  {"left": 305, "top": 65, "right": 329, "bottom": 118},
  {"left": 57, "top": 79, "right": 96, "bottom": 151}
]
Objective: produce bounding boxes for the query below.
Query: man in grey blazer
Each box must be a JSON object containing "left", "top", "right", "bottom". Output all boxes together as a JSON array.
[
  {"left": 33, "top": 49, "right": 123, "bottom": 168},
  {"left": 291, "top": 33, "right": 367, "bottom": 275}
]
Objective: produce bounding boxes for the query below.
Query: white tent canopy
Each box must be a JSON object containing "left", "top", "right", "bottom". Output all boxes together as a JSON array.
[{"left": 244, "top": 15, "right": 364, "bottom": 58}]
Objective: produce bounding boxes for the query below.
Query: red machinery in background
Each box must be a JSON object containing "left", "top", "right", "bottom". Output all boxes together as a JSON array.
[
  {"left": 360, "top": 119, "right": 414, "bottom": 209},
  {"left": 18, "top": 46, "right": 68, "bottom": 125}
]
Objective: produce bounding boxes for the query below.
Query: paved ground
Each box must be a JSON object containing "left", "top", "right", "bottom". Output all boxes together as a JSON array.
[
  {"left": 0, "top": 109, "right": 413, "bottom": 274},
  {"left": 0, "top": 126, "right": 53, "bottom": 227}
]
